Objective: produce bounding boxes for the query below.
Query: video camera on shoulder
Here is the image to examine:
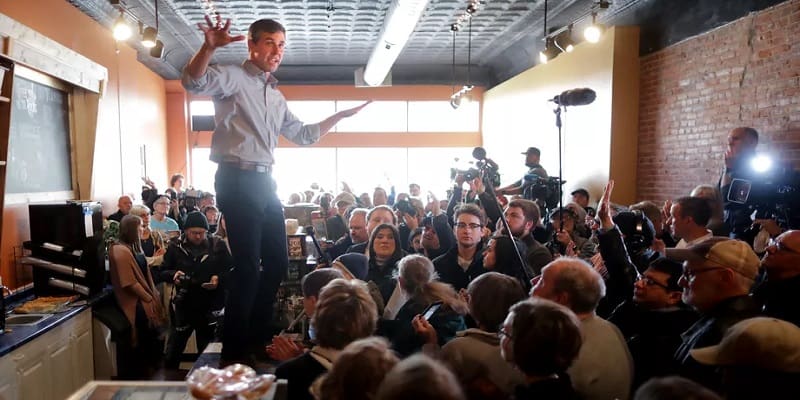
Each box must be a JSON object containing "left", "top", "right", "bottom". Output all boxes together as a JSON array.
[
  {"left": 523, "top": 175, "right": 566, "bottom": 211},
  {"left": 726, "top": 154, "right": 800, "bottom": 227}
]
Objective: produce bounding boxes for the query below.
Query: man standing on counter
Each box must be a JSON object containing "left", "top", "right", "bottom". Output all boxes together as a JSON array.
[{"left": 182, "top": 15, "right": 370, "bottom": 365}]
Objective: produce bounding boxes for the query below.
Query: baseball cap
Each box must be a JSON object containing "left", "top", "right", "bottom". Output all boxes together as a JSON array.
[
  {"left": 690, "top": 317, "right": 800, "bottom": 372},
  {"left": 666, "top": 237, "right": 759, "bottom": 280},
  {"left": 521, "top": 147, "right": 540, "bottom": 156}
]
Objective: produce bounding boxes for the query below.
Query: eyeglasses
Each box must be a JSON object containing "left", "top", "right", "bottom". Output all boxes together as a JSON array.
[
  {"left": 455, "top": 222, "right": 483, "bottom": 230},
  {"left": 498, "top": 327, "right": 513, "bottom": 340},
  {"left": 637, "top": 275, "right": 671, "bottom": 290},
  {"left": 681, "top": 267, "right": 728, "bottom": 283}
]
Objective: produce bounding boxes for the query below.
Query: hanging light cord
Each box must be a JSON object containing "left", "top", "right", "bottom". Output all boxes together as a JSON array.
[
  {"left": 467, "top": 17, "right": 472, "bottom": 87},
  {"left": 451, "top": 28, "right": 456, "bottom": 93}
]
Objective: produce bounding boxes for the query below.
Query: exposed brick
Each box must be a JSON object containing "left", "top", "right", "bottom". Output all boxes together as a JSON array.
[{"left": 636, "top": 0, "right": 800, "bottom": 203}]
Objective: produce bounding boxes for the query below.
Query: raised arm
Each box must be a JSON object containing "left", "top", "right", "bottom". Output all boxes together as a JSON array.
[
  {"left": 185, "top": 15, "right": 245, "bottom": 80},
  {"left": 317, "top": 101, "right": 372, "bottom": 136}
]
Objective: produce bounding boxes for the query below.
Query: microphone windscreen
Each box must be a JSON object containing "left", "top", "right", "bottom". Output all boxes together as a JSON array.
[{"left": 472, "top": 147, "right": 487, "bottom": 160}]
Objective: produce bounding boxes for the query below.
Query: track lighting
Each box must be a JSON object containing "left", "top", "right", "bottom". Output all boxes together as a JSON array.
[
  {"left": 556, "top": 26, "right": 576, "bottom": 53},
  {"left": 112, "top": 12, "right": 132, "bottom": 41},
  {"left": 142, "top": 26, "right": 157, "bottom": 48},
  {"left": 150, "top": 40, "right": 164, "bottom": 58},
  {"left": 539, "top": 37, "right": 560, "bottom": 64},
  {"left": 584, "top": 12, "right": 604, "bottom": 43}
]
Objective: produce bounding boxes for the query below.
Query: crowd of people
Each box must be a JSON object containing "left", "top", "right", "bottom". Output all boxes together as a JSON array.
[
  {"left": 100, "top": 14, "right": 800, "bottom": 400},
  {"left": 100, "top": 126, "right": 800, "bottom": 399}
]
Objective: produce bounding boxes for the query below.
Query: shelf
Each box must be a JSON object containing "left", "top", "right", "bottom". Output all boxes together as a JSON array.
[{"left": 0, "top": 96, "right": 9, "bottom": 103}]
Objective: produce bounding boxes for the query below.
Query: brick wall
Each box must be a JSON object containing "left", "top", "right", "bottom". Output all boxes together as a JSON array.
[{"left": 636, "top": 0, "right": 800, "bottom": 203}]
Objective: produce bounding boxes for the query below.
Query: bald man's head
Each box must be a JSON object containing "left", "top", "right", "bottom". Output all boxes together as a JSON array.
[
  {"left": 727, "top": 127, "right": 758, "bottom": 159},
  {"left": 117, "top": 195, "right": 133, "bottom": 214}
]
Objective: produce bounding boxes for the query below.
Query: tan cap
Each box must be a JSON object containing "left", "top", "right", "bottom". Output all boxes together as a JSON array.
[
  {"left": 690, "top": 317, "right": 800, "bottom": 372},
  {"left": 666, "top": 237, "right": 759, "bottom": 280}
]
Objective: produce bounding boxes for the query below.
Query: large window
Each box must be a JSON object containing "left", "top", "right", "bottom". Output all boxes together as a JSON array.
[
  {"left": 191, "top": 99, "right": 480, "bottom": 133},
  {"left": 190, "top": 147, "right": 475, "bottom": 202}
]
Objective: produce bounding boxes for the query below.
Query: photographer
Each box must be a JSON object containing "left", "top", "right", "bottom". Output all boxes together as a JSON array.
[
  {"left": 393, "top": 199, "right": 420, "bottom": 251},
  {"left": 159, "top": 211, "right": 233, "bottom": 368},
  {"left": 719, "top": 127, "right": 800, "bottom": 243},
  {"left": 497, "top": 147, "right": 548, "bottom": 195}
]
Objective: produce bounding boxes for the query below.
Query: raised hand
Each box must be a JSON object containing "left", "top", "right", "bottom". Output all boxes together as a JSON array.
[
  {"left": 598, "top": 180, "right": 615, "bottom": 229},
  {"left": 198, "top": 14, "right": 245, "bottom": 49},
  {"left": 411, "top": 315, "right": 438, "bottom": 345}
]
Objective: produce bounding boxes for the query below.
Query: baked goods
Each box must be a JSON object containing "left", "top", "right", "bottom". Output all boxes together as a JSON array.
[
  {"left": 14, "top": 295, "right": 78, "bottom": 314},
  {"left": 187, "top": 364, "right": 275, "bottom": 399}
]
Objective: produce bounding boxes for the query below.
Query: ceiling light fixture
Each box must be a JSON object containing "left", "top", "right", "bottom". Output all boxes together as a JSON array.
[
  {"left": 583, "top": 12, "right": 604, "bottom": 43},
  {"left": 142, "top": 26, "right": 157, "bottom": 48},
  {"left": 539, "top": 37, "right": 561, "bottom": 64},
  {"left": 556, "top": 25, "right": 576, "bottom": 53},
  {"left": 112, "top": 11, "right": 132, "bottom": 41},
  {"left": 362, "top": 0, "right": 431, "bottom": 86}
]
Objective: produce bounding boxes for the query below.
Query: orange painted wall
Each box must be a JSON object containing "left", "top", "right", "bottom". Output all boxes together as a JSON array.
[{"left": 0, "top": 0, "right": 168, "bottom": 288}]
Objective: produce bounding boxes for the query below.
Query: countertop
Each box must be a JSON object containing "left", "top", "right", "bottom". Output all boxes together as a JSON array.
[{"left": 0, "top": 289, "right": 110, "bottom": 357}]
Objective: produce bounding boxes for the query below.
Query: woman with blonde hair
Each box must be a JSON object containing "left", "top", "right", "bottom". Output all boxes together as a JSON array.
[
  {"left": 108, "top": 214, "right": 166, "bottom": 378},
  {"left": 129, "top": 205, "right": 167, "bottom": 266},
  {"left": 381, "top": 254, "right": 467, "bottom": 356}
]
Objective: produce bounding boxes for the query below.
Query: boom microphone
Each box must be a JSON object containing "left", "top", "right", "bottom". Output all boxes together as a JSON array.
[
  {"left": 472, "top": 147, "right": 487, "bottom": 160},
  {"left": 549, "top": 88, "right": 596, "bottom": 107}
]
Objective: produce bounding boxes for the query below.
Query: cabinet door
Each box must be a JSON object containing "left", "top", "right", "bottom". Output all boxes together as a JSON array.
[
  {"left": 72, "top": 327, "right": 94, "bottom": 388},
  {"left": 0, "top": 358, "right": 18, "bottom": 400},
  {"left": 17, "top": 358, "right": 48, "bottom": 400},
  {"left": 48, "top": 339, "right": 74, "bottom": 399}
]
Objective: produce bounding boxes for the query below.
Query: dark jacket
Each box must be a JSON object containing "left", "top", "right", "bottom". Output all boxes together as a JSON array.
[
  {"left": 108, "top": 210, "right": 126, "bottom": 222},
  {"left": 425, "top": 213, "right": 457, "bottom": 260},
  {"left": 433, "top": 246, "right": 486, "bottom": 292},
  {"left": 367, "top": 254, "right": 404, "bottom": 305},
  {"left": 381, "top": 297, "right": 466, "bottom": 357},
  {"left": 346, "top": 241, "right": 367, "bottom": 255},
  {"left": 674, "top": 295, "right": 762, "bottom": 391},
  {"left": 609, "top": 301, "right": 698, "bottom": 388},
  {"left": 326, "top": 234, "right": 353, "bottom": 261},
  {"left": 325, "top": 214, "right": 347, "bottom": 242},
  {"left": 513, "top": 375, "right": 579, "bottom": 400},
  {"left": 753, "top": 274, "right": 800, "bottom": 327},
  {"left": 491, "top": 236, "right": 533, "bottom": 292},
  {"left": 158, "top": 234, "right": 231, "bottom": 309},
  {"left": 595, "top": 226, "right": 640, "bottom": 318},
  {"left": 274, "top": 352, "right": 326, "bottom": 400},
  {"left": 521, "top": 232, "right": 553, "bottom": 276}
]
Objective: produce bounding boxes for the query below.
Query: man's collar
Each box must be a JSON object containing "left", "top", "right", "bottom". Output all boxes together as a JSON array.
[{"left": 242, "top": 60, "right": 279, "bottom": 87}]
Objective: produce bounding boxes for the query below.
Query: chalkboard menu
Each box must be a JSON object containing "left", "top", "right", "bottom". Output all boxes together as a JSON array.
[{"left": 6, "top": 76, "right": 72, "bottom": 193}]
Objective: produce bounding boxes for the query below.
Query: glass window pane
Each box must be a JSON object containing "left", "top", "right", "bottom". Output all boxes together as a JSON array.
[
  {"left": 407, "top": 147, "right": 476, "bottom": 200},
  {"left": 335, "top": 101, "right": 407, "bottom": 132},
  {"left": 190, "top": 100, "right": 214, "bottom": 116},
  {"left": 335, "top": 148, "right": 408, "bottom": 197},
  {"left": 286, "top": 101, "right": 337, "bottom": 125},
  {"left": 190, "top": 148, "right": 215, "bottom": 193},
  {"left": 273, "top": 147, "right": 337, "bottom": 201},
  {"left": 408, "top": 101, "right": 480, "bottom": 132}
]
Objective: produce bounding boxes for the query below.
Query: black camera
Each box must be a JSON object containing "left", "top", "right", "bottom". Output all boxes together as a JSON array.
[
  {"left": 394, "top": 199, "right": 417, "bottom": 217},
  {"left": 523, "top": 175, "right": 566, "bottom": 212},
  {"left": 451, "top": 167, "right": 482, "bottom": 181},
  {"left": 726, "top": 157, "right": 800, "bottom": 229}
]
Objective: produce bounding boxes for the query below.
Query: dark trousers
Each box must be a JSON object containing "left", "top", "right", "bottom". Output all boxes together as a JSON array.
[
  {"left": 215, "top": 164, "right": 288, "bottom": 360},
  {"left": 164, "top": 307, "right": 214, "bottom": 369}
]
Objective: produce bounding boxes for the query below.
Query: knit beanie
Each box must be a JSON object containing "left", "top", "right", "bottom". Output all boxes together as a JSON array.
[{"left": 184, "top": 211, "right": 209, "bottom": 230}]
